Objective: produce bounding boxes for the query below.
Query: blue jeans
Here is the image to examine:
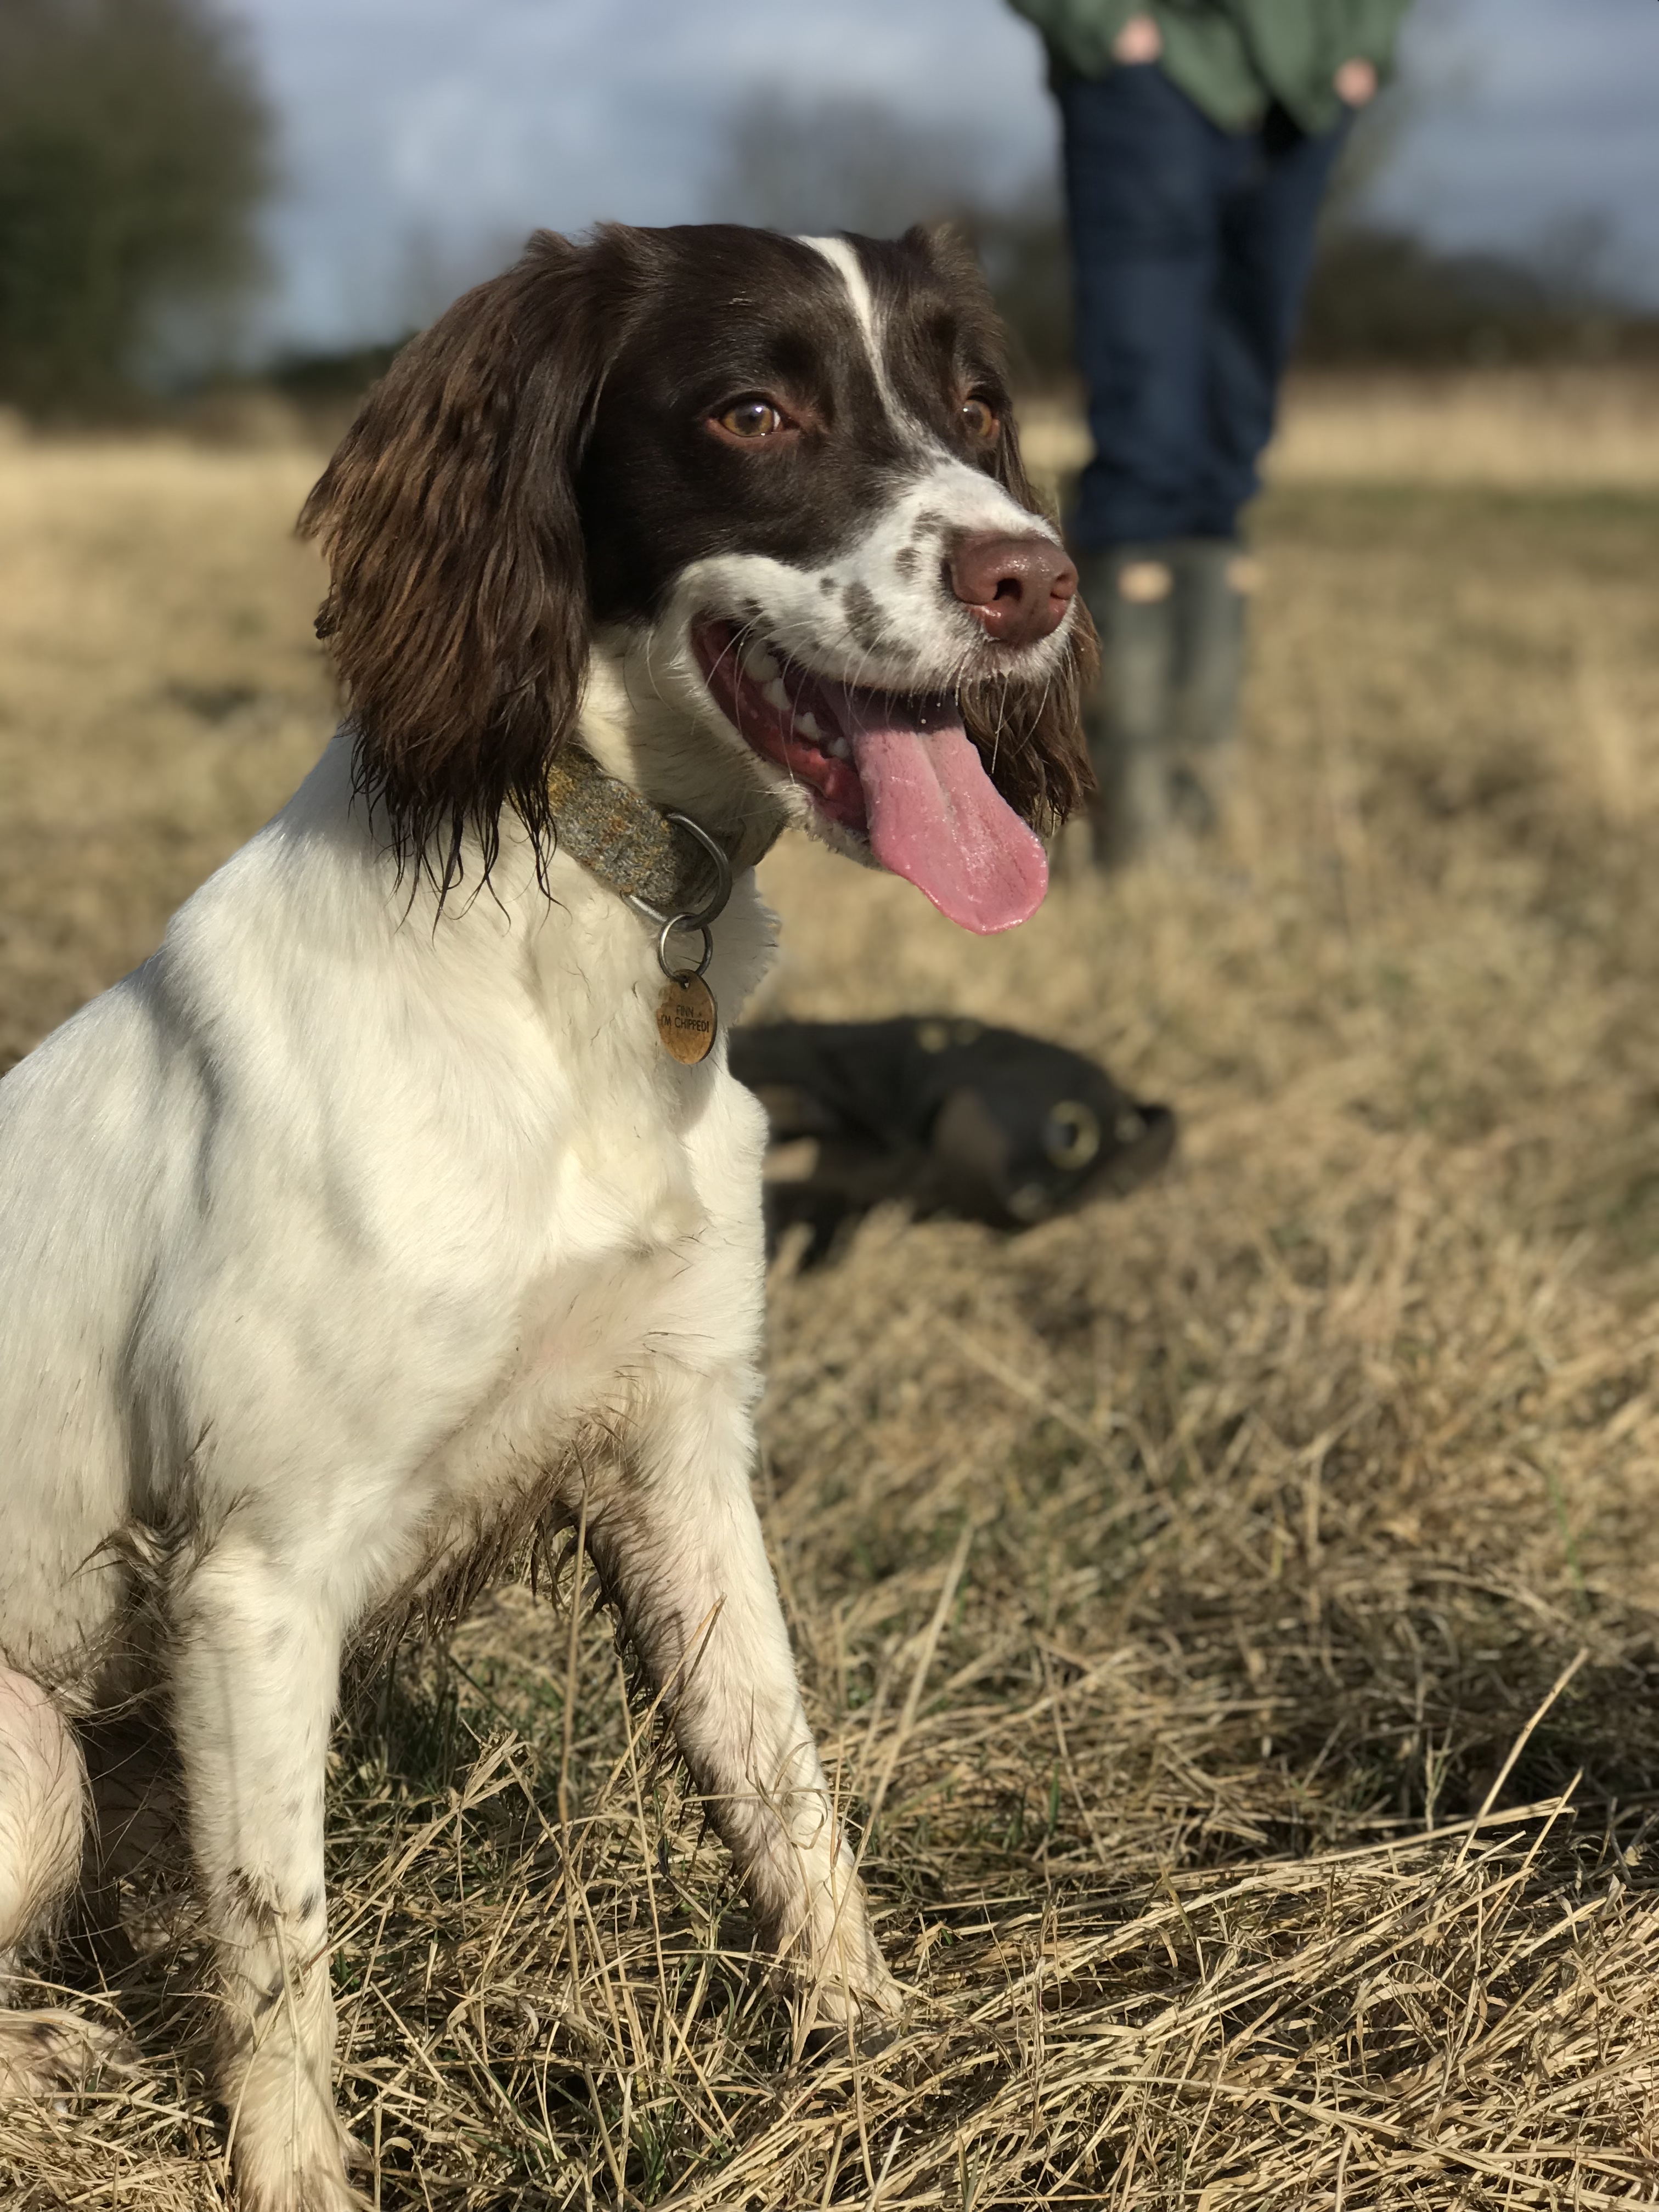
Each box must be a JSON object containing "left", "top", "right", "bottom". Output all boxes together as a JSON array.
[{"left": 1059, "top": 65, "right": 1348, "bottom": 548}]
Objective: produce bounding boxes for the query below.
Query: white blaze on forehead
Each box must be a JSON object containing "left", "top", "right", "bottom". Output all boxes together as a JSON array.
[
  {"left": 794, "top": 234, "right": 1060, "bottom": 563},
  {"left": 797, "top": 232, "right": 904, "bottom": 422},
  {"left": 797, "top": 234, "right": 880, "bottom": 346}
]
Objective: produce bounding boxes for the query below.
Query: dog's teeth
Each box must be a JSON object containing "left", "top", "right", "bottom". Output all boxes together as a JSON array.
[
  {"left": 743, "top": 643, "right": 782, "bottom": 681},
  {"left": 762, "top": 679, "right": 791, "bottom": 713},
  {"left": 827, "top": 735, "right": 850, "bottom": 760},
  {"left": 795, "top": 710, "right": 821, "bottom": 741}
]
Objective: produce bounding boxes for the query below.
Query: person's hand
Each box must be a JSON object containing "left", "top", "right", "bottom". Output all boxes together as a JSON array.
[
  {"left": 1334, "top": 57, "right": 1378, "bottom": 104},
  {"left": 1112, "top": 13, "right": 1163, "bottom": 64}
]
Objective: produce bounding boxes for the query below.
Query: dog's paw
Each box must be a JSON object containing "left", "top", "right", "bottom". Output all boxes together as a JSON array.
[
  {"left": 802, "top": 2008, "right": 904, "bottom": 2063},
  {"left": 232, "top": 2138, "right": 371, "bottom": 2212},
  {"left": 0, "top": 2007, "right": 140, "bottom": 2103},
  {"left": 798, "top": 1970, "right": 910, "bottom": 2064},
  {"left": 338, "top": 2120, "right": 375, "bottom": 2176},
  {"left": 229, "top": 2093, "right": 373, "bottom": 2212}
]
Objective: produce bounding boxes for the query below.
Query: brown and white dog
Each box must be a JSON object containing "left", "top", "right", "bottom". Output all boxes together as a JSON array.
[{"left": 0, "top": 222, "right": 1089, "bottom": 2207}]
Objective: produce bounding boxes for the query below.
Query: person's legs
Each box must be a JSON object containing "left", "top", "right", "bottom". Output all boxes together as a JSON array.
[
  {"left": 1200, "top": 104, "right": 1351, "bottom": 537},
  {"left": 1060, "top": 64, "right": 1234, "bottom": 551},
  {"left": 1060, "top": 68, "right": 1231, "bottom": 857},
  {"left": 1157, "top": 106, "right": 1350, "bottom": 826},
  {"left": 1164, "top": 535, "right": 1255, "bottom": 830},
  {"left": 1070, "top": 544, "right": 1172, "bottom": 864},
  {"left": 1059, "top": 67, "right": 1249, "bottom": 861}
]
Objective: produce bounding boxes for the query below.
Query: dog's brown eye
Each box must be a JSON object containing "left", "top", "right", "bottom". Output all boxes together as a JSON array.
[
  {"left": 960, "top": 397, "right": 998, "bottom": 444},
  {"left": 716, "top": 399, "right": 786, "bottom": 439}
]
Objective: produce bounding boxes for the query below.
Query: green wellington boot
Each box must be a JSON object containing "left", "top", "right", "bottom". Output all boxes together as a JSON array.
[
  {"left": 1075, "top": 546, "right": 1178, "bottom": 868},
  {"left": 1166, "top": 538, "right": 1256, "bottom": 836}
]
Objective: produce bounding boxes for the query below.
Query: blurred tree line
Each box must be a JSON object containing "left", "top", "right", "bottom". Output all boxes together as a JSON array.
[
  {"left": 1, "top": 19, "right": 1652, "bottom": 426},
  {"left": 705, "top": 91, "right": 1658, "bottom": 387},
  {"left": 0, "top": 0, "right": 269, "bottom": 416}
]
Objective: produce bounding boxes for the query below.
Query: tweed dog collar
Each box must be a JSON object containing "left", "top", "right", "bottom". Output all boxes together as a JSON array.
[
  {"left": 545, "top": 747, "right": 719, "bottom": 916},
  {"left": 545, "top": 747, "right": 776, "bottom": 1064}
]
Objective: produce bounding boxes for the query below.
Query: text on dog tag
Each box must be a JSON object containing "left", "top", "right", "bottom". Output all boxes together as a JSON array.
[{"left": 656, "top": 972, "right": 718, "bottom": 1064}]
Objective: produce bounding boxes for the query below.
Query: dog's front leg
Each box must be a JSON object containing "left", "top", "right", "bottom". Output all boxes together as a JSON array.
[
  {"left": 171, "top": 1537, "right": 360, "bottom": 2211},
  {"left": 590, "top": 1377, "right": 901, "bottom": 2038}
]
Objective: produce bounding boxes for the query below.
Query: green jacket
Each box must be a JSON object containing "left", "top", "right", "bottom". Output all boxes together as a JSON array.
[{"left": 1007, "top": 0, "right": 1413, "bottom": 136}]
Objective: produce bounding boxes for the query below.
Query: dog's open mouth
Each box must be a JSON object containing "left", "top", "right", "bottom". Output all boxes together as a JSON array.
[{"left": 692, "top": 618, "right": 1047, "bottom": 934}]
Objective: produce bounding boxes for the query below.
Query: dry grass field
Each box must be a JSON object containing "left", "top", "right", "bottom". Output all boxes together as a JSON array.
[
  {"left": 4, "top": 375, "right": 1659, "bottom": 2207},
  {"left": 1019, "top": 366, "right": 1659, "bottom": 492}
]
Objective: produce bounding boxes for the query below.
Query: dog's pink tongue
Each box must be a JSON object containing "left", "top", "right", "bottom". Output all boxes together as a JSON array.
[{"left": 844, "top": 714, "right": 1048, "bottom": 933}]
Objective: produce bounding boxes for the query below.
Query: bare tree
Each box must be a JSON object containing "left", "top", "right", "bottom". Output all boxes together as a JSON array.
[
  {"left": 707, "top": 92, "right": 981, "bottom": 240},
  {"left": 0, "top": 0, "right": 272, "bottom": 416}
]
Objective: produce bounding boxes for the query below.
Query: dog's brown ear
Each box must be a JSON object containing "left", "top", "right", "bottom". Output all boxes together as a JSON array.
[{"left": 300, "top": 230, "right": 613, "bottom": 892}]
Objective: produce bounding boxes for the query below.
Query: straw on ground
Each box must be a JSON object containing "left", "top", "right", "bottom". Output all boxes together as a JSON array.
[{"left": 2, "top": 379, "right": 1658, "bottom": 2205}]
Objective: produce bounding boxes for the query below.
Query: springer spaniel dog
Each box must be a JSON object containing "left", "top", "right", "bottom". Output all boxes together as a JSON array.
[{"left": 0, "top": 222, "right": 1088, "bottom": 2207}]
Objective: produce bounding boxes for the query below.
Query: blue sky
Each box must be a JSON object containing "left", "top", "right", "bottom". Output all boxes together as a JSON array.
[{"left": 229, "top": 0, "right": 1659, "bottom": 352}]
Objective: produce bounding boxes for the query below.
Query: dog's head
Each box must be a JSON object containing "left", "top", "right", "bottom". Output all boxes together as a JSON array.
[{"left": 301, "top": 223, "right": 1094, "bottom": 931}]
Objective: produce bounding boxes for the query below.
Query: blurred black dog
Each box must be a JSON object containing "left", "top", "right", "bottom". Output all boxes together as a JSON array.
[{"left": 731, "top": 1018, "right": 1175, "bottom": 1260}]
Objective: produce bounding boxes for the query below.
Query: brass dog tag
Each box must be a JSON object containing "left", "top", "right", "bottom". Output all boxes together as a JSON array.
[{"left": 656, "top": 973, "right": 718, "bottom": 1064}]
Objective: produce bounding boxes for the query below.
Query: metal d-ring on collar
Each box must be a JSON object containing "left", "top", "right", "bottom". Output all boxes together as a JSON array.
[{"left": 625, "top": 812, "right": 733, "bottom": 981}]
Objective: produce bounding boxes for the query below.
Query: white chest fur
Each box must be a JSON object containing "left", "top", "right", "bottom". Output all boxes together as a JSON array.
[
  {"left": 0, "top": 732, "right": 777, "bottom": 1664},
  {"left": 218, "top": 741, "right": 781, "bottom": 1623}
]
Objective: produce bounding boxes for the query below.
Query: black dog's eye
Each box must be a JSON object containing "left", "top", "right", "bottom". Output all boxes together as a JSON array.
[
  {"left": 715, "top": 398, "right": 788, "bottom": 440},
  {"left": 960, "top": 396, "right": 999, "bottom": 444}
]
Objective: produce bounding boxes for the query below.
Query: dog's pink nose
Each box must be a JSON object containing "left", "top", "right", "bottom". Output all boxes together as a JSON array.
[{"left": 949, "top": 533, "right": 1077, "bottom": 647}]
